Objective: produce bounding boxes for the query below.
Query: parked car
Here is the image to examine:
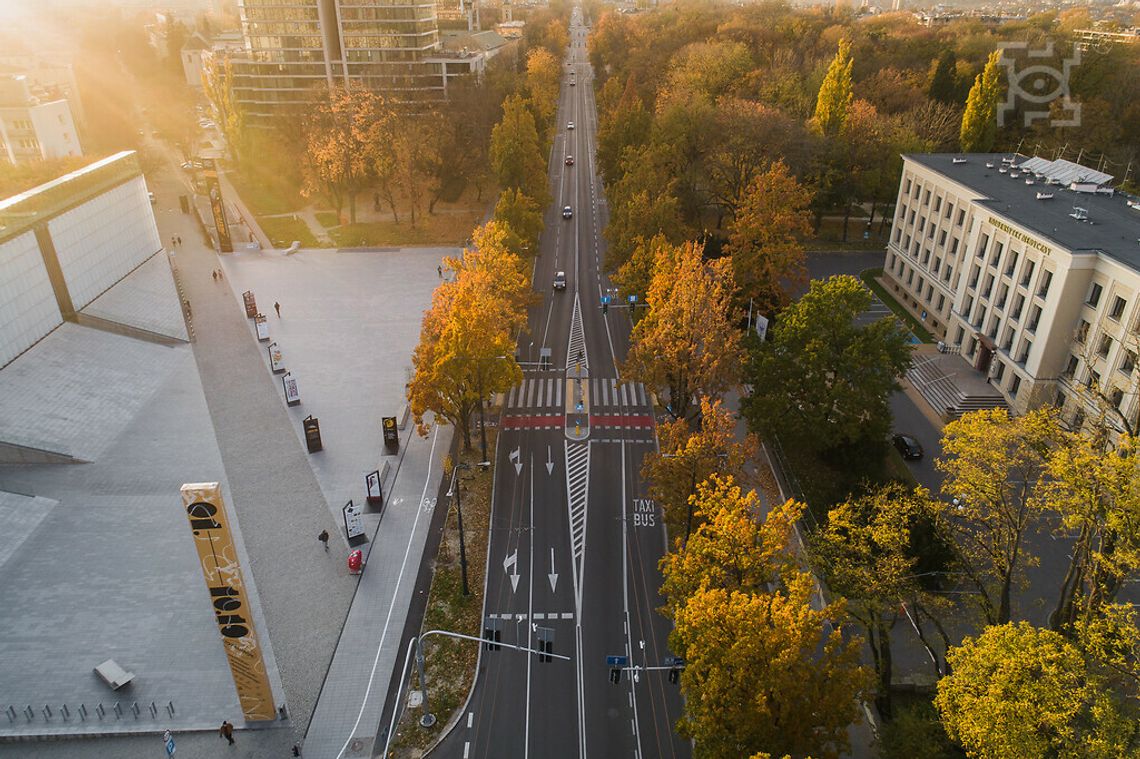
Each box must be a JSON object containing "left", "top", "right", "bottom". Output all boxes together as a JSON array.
[
  {"left": 565, "top": 155, "right": 574, "bottom": 166},
  {"left": 553, "top": 271, "right": 567, "bottom": 290},
  {"left": 562, "top": 206, "right": 573, "bottom": 219},
  {"left": 892, "top": 434, "right": 924, "bottom": 460}
]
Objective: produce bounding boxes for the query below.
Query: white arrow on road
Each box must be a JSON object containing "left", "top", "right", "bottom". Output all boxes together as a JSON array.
[
  {"left": 503, "top": 549, "right": 520, "bottom": 593},
  {"left": 546, "top": 445, "right": 554, "bottom": 475},
  {"left": 510, "top": 446, "right": 522, "bottom": 476},
  {"left": 548, "top": 547, "right": 559, "bottom": 593}
]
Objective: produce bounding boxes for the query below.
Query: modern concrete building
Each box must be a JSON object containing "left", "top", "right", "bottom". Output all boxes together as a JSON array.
[
  {"left": 0, "top": 151, "right": 162, "bottom": 369},
  {"left": 882, "top": 153, "right": 1140, "bottom": 431},
  {"left": 228, "top": 0, "right": 461, "bottom": 125},
  {"left": 0, "top": 74, "right": 81, "bottom": 165}
]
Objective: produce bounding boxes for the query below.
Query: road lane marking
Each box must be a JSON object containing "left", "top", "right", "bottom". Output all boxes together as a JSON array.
[{"left": 468, "top": 712, "right": 474, "bottom": 728}]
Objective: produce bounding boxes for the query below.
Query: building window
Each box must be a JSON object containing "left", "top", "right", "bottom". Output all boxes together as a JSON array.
[
  {"left": 909, "top": 210, "right": 916, "bottom": 224},
  {"left": 934, "top": 196, "right": 942, "bottom": 213},
  {"left": 1088, "top": 282, "right": 1104, "bottom": 307},
  {"left": 982, "top": 274, "right": 994, "bottom": 299},
  {"left": 1110, "top": 296, "right": 1127, "bottom": 321},
  {"left": 957, "top": 209, "right": 966, "bottom": 225},
  {"left": 904, "top": 178, "right": 911, "bottom": 194},
  {"left": 1019, "top": 340, "right": 1032, "bottom": 363},
  {"left": 1121, "top": 350, "right": 1137, "bottom": 375},
  {"left": 894, "top": 228, "right": 902, "bottom": 243},
  {"left": 967, "top": 337, "right": 978, "bottom": 357},
  {"left": 1063, "top": 355, "right": 1079, "bottom": 377},
  {"left": 950, "top": 237, "right": 959, "bottom": 255},
  {"left": 918, "top": 217, "right": 926, "bottom": 232},
  {"left": 1111, "top": 388, "right": 1125, "bottom": 409},
  {"left": 1098, "top": 334, "right": 1113, "bottom": 358},
  {"left": 1020, "top": 260, "right": 1035, "bottom": 288},
  {"left": 1010, "top": 375, "right": 1021, "bottom": 396},
  {"left": 937, "top": 293, "right": 945, "bottom": 311},
  {"left": 904, "top": 234, "right": 911, "bottom": 250},
  {"left": 978, "top": 234, "right": 989, "bottom": 258},
  {"left": 955, "top": 326, "right": 965, "bottom": 344},
  {"left": 917, "top": 276, "right": 925, "bottom": 292},
  {"left": 946, "top": 202, "right": 954, "bottom": 219},
  {"left": 924, "top": 189, "right": 931, "bottom": 205},
  {"left": 928, "top": 225, "right": 936, "bottom": 239},
  {"left": 1004, "top": 250, "right": 1019, "bottom": 277},
  {"left": 1011, "top": 294, "right": 1025, "bottom": 320},
  {"left": 1027, "top": 305, "right": 1041, "bottom": 331},
  {"left": 1000, "top": 326, "right": 1013, "bottom": 350},
  {"left": 1076, "top": 319, "right": 1090, "bottom": 343},
  {"left": 1038, "top": 270, "right": 1053, "bottom": 297},
  {"left": 993, "top": 361, "right": 1006, "bottom": 381},
  {"left": 907, "top": 269, "right": 914, "bottom": 285},
  {"left": 991, "top": 242, "right": 1004, "bottom": 268},
  {"left": 963, "top": 294, "right": 974, "bottom": 316}
]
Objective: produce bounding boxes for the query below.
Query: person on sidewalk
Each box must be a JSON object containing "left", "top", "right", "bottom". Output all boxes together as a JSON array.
[
  {"left": 219, "top": 720, "right": 235, "bottom": 745},
  {"left": 171, "top": 235, "right": 177, "bottom": 248},
  {"left": 212, "top": 270, "right": 218, "bottom": 282},
  {"left": 437, "top": 265, "right": 442, "bottom": 278},
  {"left": 318, "top": 529, "right": 329, "bottom": 551},
  {"left": 274, "top": 301, "right": 281, "bottom": 317},
  {"left": 176, "top": 235, "right": 182, "bottom": 246}
]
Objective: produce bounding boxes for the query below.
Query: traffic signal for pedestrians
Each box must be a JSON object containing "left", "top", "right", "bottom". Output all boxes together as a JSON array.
[{"left": 609, "top": 667, "right": 621, "bottom": 684}]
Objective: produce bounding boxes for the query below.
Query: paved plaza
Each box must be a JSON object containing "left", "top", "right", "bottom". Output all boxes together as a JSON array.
[{"left": 0, "top": 162, "right": 457, "bottom": 757}]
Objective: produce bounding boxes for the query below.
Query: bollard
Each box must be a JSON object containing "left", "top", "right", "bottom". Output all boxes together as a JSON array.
[
  {"left": 96, "top": 703, "right": 105, "bottom": 719},
  {"left": 79, "top": 704, "right": 88, "bottom": 721},
  {"left": 150, "top": 702, "right": 158, "bottom": 718},
  {"left": 61, "top": 704, "right": 69, "bottom": 721},
  {"left": 166, "top": 701, "right": 176, "bottom": 717},
  {"left": 42, "top": 705, "right": 52, "bottom": 721},
  {"left": 113, "top": 702, "right": 122, "bottom": 719},
  {"left": 131, "top": 702, "right": 140, "bottom": 719},
  {"left": 24, "top": 705, "right": 33, "bottom": 722},
  {"left": 6, "top": 705, "right": 16, "bottom": 723}
]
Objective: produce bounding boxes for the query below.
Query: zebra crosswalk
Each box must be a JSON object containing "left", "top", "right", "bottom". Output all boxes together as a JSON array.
[{"left": 502, "top": 376, "right": 650, "bottom": 413}]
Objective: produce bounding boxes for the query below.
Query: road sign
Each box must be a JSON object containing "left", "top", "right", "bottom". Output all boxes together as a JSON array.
[
  {"left": 164, "top": 730, "right": 176, "bottom": 756},
  {"left": 601, "top": 295, "right": 610, "bottom": 304},
  {"left": 606, "top": 655, "right": 629, "bottom": 667},
  {"left": 628, "top": 294, "right": 638, "bottom": 304}
]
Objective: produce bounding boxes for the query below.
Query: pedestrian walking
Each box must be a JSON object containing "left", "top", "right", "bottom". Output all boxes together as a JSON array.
[
  {"left": 171, "top": 235, "right": 177, "bottom": 248},
  {"left": 437, "top": 265, "right": 442, "bottom": 278},
  {"left": 274, "top": 301, "right": 281, "bottom": 317},
  {"left": 318, "top": 529, "right": 329, "bottom": 551},
  {"left": 176, "top": 235, "right": 182, "bottom": 246},
  {"left": 212, "top": 270, "right": 218, "bottom": 282},
  {"left": 217, "top": 268, "right": 223, "bottom": 280},
  {"left": 219, "top": 720, "right": 235, "bottom": 745}
]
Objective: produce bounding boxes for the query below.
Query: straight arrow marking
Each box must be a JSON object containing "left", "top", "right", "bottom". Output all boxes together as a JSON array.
[
  {"left": 546, "top": 445, "right": 554, "bottom": 475},
  {"left": 548, "top": 547, "right": 558, "bottom": 593},
  {"left": 510, "top": 446, "right": 523, "bottom": 475}
]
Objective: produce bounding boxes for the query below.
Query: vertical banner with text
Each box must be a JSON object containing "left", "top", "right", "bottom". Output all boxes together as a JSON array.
[
  {"left": 181, "top": 482, "right": 275, "bottom": 721},
  {"left": 201, "top": 159, "right": 234, "bottom": 253}
]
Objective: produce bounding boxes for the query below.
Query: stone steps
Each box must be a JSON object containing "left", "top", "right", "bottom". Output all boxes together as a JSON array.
[{"left": 907, "top": 355, "right": 1008, "bottom": 419}]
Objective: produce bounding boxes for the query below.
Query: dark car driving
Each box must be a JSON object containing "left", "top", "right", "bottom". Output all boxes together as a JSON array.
[{"left": 892, "top": 434, "right": 924, "bottom": 460}]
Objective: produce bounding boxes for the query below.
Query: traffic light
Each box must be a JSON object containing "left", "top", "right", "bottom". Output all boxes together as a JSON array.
[
  {"left": 540, "top": 640, "right": 553, "bottom": 663},
  {"left": 609, "top": 667, "right": 621, "bottom": 684},
  {"left": 668, "top": 667, "right": 679, "bottom": 684},
  {"left": 602, "top": 302, "right": 608, "bottom": 314},
  {"left": 483, "top": 626, "right": 501, "bottom": 651}
]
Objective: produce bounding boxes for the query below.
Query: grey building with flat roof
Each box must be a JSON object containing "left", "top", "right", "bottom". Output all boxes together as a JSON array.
[{"left": 883, "top": 153, "right": 1140, "bottom": 431}]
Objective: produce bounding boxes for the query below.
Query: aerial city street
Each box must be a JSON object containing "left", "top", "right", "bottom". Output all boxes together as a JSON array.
[{"left": 1, "top": 0, "right": 1139, "bottom": 758}]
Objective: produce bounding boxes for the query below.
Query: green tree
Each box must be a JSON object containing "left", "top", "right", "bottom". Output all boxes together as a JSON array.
[
  {"left": 936, "top": 408, "right": 1058, "bottom": 625},
  {"left": 490, "top": 95, "right": 549, "bottom": 206},
  {"left": 672, "top": 579, "right": 869, "bottom": 759},
  {"left": 624, "top": 241, "right": 743, "bottom": 421},
  {"left": 201, "top": 53, "right": 247, "bottom": 165},
  {"left": 643, "top": 399, "right": 760, "bottom": 541},
  {"left": 811, "top": 38, "right": 854, "bottom": 137},
  {"left": 928, "top": 49, "right": 959, "bottom": 104},
  {"left": 935, "top": 622, "right": 1139, "bottom": 759},
  {"left": 603, "top": 143, "right": 689, "bottom": 274},
  {"left": 724, "top": 160, "right": 813, "bottom": 315},
  {"left": 812, "top": 484, "right": 938, "bottom": 720},
  {"left": 492, "top": 188, "right": 544, "bottom": 256},
  {"left": 742, "top": 275, "right": 913, "bottom": 455},
  {"left": 959, "top": 50, "right": 1003, "bottom": 152},
  {"left": 596, "top": 79, "right": 651, "bottom": 183}
]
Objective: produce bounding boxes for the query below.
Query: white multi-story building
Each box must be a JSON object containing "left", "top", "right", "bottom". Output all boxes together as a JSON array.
[
  {"left": 883, "top": 153, "right": 1140, "bottom": 431},
  {"left": 0, "top": 74, "right": 81, "bottom": 165}
]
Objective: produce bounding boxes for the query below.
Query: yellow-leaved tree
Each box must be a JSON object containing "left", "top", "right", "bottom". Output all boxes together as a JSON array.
[
  {"left": 624, "top": 241, "right": 743, "bottom": 420},
  {"left": 526, "top": 47, "right": 561, "bottom": 146},
  {"left": 643, "top": 397, "right": 758, "bottom": 542},
  {"left": 936, "top": 622, "right": 1139, "bottom": 759},
  {"left": 935, "top": 407, "right": 1059, "bottom": 625}
]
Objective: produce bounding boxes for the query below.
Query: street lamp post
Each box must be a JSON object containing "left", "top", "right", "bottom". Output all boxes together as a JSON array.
[{"left": 447, "top": 463, "right": 472, "bottom": 596}]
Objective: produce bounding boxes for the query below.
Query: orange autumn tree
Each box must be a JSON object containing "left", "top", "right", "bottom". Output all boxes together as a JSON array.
[
  {"left": 725, "top": 160, "right": 813, "bottom": 314},
  {"left": 624, "top": 240, "right": 743, "bottom": 420}
]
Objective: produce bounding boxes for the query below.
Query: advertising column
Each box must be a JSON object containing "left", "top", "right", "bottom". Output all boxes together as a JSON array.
[
  {"left": 181, "top": 482, "right": 275, "bottom": 721},
  {"left": 202, "top": 159, "right": 234, "bottom": 253}
]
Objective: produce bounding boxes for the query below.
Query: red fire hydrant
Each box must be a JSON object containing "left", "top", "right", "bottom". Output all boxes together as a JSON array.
[{"left": 347, "top": 549, "right": 363, "bottom": 574}]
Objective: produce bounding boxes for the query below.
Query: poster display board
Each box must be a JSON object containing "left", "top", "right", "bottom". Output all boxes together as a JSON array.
[{"left": 202, "top": 159, "right": 233, "bottom": 253}]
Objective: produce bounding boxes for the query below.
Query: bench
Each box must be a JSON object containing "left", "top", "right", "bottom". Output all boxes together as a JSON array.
[{"left": 94, "top": 659, "right": 135, "bottom": 690}]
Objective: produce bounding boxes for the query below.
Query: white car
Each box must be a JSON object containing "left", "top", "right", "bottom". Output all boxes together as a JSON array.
[
  {"left": 567, "top": 122, "right": 575, "bottom": 130},
  {"left": 553, "top": 271, "right": 567, "bottom": 290},
  {"left": 562, "top": 206, "right": 573, "bottom": 219}
]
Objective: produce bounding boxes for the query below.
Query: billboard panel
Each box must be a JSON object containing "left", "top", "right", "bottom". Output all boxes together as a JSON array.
[{"left": 180, "top": 482, "right": 275, "bottom": 721}]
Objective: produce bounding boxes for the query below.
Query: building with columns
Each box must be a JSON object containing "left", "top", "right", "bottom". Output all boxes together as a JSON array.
[{"left": 882, "top": 153, "right": 1140, "bottom": 432}]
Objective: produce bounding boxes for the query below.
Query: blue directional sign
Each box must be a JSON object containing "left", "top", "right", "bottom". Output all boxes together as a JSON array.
[
  {"left": 606, "top": 655, "right": 629, "bottom": 667},
  {"left": 601, "top": 295, "right": 610, "bottom": 304},
  {"left": 628, "top": 294, "right": 638, "bottom": 304},
  {"left": 164, "top": 730, "right": 176, "bottom": 756}
]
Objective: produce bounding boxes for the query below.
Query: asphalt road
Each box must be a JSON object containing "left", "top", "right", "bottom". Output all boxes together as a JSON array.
[{"left": 430, "top": 12, "right": 688, "bottom": 759}]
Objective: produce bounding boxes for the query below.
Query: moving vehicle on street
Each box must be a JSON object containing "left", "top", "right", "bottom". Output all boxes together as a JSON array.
[
  {"left": 553, "top": 271, "right": 566, "bottom": 290},
  {"left": 562, "top": 206, "right": 573, "bottom": 219},
  {"left": 892, "top": 433, "right": 924, "bottom": 460}
]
